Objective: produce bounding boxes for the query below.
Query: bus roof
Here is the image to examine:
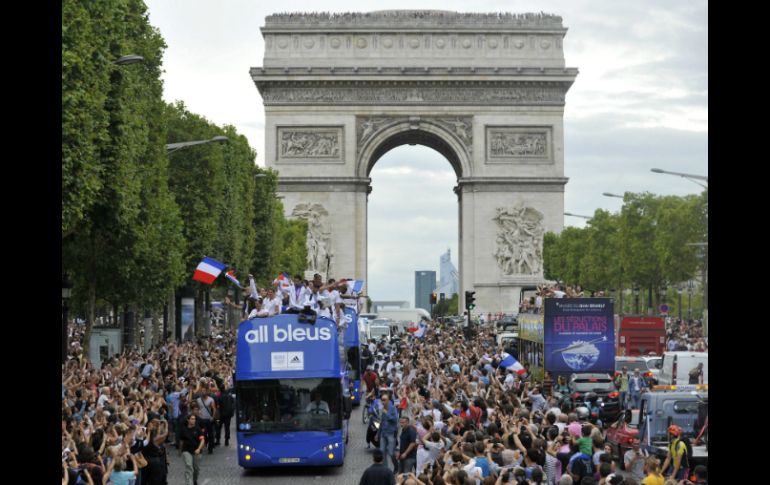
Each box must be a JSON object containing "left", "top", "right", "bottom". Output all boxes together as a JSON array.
[{"left": 236, "top": 314, "right": 340, "bottom": 381}]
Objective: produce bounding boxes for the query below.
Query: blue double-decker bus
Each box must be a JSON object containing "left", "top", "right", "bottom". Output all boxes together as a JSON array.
[
  {"left": 235, "top": 313, "right": 346, "bottom": 467},
  {"left": 342, "top": 307, "right": 362, "bottom": 406}
]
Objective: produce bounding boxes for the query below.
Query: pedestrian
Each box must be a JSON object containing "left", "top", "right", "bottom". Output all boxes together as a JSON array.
[
  {"left": 215, "top": 385, "right": 235, "bottom": 447},
  {"left": 660, "top": 425, "right": 689, "bottom": 481},
  {"left": 615, "top": 367, "right": 629, "bottom": 410},
  {"left": 628, "top": 369, "right": 646, "bottom": 410},
  {"left": 359, "top": 448, "right": 396, "bottom": 485},
  {"left": 194, "top": 379, "right": 217, "bottom": 454},
  {"left": 623, "top": 438, "right": 648, "bottom": 483},
  {"left": 641, "top": 456, "right": 664, "bottom": 485},
  {"left": 179, "top": 414, "right": 205, "bottom": 485},
  {"left": 396, "top": 416, "right": 418, "bottom": 474},
  {"left": 688, "top": 363, "right": 704, "bottom": 385},
  {"left": 378, "top": 391, "right": 400, "bottom": 472}
]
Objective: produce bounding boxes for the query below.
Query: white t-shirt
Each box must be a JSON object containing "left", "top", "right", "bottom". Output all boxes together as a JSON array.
[
  {"left": 552, "top": 290, "right": 566, "bottom": 298},
  {"left": 262, "top": 297, "right": 282, "bottom": 315}
]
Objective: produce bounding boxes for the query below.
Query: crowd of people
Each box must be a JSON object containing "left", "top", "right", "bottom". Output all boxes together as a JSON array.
[
  {"left": 62, "top": 325, "right": 237, "bottom": 485},
  {"left": 664, "top": 319, "right": 707, "bottom": 353},
  {"left": 62, "top": 273, "right": 707, "bottom": 485},
  {"left": 356, "top": 323, "right": 707, "bottom": 485}
]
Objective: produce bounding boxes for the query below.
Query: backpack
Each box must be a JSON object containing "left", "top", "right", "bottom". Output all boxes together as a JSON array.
[
  {"left": 672, "top": 438, "right": 693, "bottom": 469},
  {"left": 570, "top": 454, "right": 593, "bottom": 480}
]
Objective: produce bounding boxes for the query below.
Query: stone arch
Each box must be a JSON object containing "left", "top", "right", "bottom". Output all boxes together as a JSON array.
[{"left": 356, "top": 118, "right": 472, "bottom": 179}]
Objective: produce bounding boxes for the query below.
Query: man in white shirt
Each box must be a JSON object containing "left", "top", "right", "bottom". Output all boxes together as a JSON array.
[
  {"left": 289, "top": 275, "right": 311, "bottom": 312},
  {"left": 551, "top": 284, "right": 566, "bottom": 298},
  {"left": 305, "top": 392, "right": 331, "bottom": 415},
  {"left": 260, "top": 288, "right": 282, "bottom": 317}
]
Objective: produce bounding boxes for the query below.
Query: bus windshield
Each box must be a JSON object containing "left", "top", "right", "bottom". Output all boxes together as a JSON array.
[{"left": 236, "top": 378, "right": 342, "bottom": 433}]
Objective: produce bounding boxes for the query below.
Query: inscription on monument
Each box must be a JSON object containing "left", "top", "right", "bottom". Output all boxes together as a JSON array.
[
  {"left": 277, "top": 126, "right": 343, "bottom": 161},
  {"left": 486, "top": 126, "right": 552, "bottom": 163}
]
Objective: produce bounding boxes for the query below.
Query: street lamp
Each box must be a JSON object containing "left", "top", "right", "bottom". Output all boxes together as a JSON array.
[
  {"left": 165, "top": 136, "right": 229, "bottom": 154},
  {"left": 112, "top": 55, "right": 145, "bottom": 65},
  {"left": 564, "top": 212, "right": 591, "bottom": 219},
  {"left": 687, "top": 280, "right": 694, "bottom": 319},
  {"left": 62, "top": 273, "right": 73, "bottom": 364},
  {"left": 677, "top": 286, "right": 683, "bottom": 322},
  {"left": 650, "top": 168, "right": 708, "bottom": 189},
  {"left": 602, "top": 192, "right": 624, "bottom": 199},
  {"left": 633, "top": 287, "right": 640, "bottom": 315},
  {"left": 659, "top": 286, "right": 667, "bottom": 314}
]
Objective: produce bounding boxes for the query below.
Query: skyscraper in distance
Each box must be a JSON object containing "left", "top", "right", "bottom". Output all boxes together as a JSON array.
[{"left": 415, "top": 271, "right": 437, "bottom": 312}]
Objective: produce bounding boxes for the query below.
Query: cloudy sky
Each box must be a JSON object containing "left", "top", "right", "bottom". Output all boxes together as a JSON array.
[{"left": 144, "top": 0, "right": 707, "bottom": 306}]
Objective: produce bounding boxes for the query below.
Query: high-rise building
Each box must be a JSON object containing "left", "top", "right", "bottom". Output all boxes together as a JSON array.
[
  {"left": 415, "top": 271, "right": 437, "bottom": 313},
  {"left": 436, "top": 248, "right": 459, "bottom": 298}
]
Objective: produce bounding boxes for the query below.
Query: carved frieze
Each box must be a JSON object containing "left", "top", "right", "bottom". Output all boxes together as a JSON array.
[
  {"left": 264, "top": 11, "right": 564, "bottom": 28},
  {"left": 486, "top": 126, "right": 553, "bottom": 163},
  {"left": 261, "top": 82, "right": 568, "bottom": 106},
  {"left": 356, "top": 116, "right": 473, "bottom": 155},
  {"left": 277, "top": 126, "right": 343, "bottom": 162},
  {"left": 493, "top": 205, "right": 545, "bottom": 276}
]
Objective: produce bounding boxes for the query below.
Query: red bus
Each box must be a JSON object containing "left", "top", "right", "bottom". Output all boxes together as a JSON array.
[{"left": 617, "top": 317, "right": 665, "bottom": 356}]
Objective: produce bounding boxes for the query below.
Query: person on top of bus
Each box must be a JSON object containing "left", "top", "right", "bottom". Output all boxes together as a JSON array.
[{"left": 305, "top": 392, "right": 330, "bottom": 415}]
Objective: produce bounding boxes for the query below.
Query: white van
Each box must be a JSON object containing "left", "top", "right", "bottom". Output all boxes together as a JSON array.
[{"left": 658, "top": 352, "right": 708, "bottom": 386}]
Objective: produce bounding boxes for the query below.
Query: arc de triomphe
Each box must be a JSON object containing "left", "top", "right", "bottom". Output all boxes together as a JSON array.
[{"left": 251, "top": 11, "right": 578, "bottom": 313}]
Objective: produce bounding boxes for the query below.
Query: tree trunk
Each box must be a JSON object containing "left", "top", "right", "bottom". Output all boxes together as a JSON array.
[
  {"left": 167, "top": 289, "right": 176, "bottom": 341},
  {"left": 153, "top": 312, "right": 161, "bottom": 348},
  {"left": 82, "top": 282, "right": 97, "bottom": 363}
]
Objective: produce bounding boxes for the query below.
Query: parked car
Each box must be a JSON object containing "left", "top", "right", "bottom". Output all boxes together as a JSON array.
[
  {"left": 568, "top": 373, "right": 622, "bottom": 424},
  {"left": 496, "top": 315, "right": 518, "bottom": 332},
  {"left": 658, "top": 352, "right": 708, "bottom": 386},
  {"left": 615, "top": 356, "right": 663, "bottom": 385}
]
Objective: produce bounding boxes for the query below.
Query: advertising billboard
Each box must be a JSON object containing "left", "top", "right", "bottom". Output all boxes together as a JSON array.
[
  {"left": 518, "top": 313, "right": 544, "bottom": 343},
  {"left": 544, "top": 298, "right": 615, "bottom": 375},
  {"left": 181, "top": 297, "right": 195, "bottom": 342}
]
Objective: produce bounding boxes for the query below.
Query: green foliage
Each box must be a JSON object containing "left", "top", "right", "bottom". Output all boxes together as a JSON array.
[
  {"left": 269, "top": 202, "right": 308, "bottom": 278},
  {"left": 544, "top": 191, "right": 707, "bottom": 302}
]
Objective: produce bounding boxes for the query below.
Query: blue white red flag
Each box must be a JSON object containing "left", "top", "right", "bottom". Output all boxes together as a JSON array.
[
  {"left": 414, "top": 320, "right": 428, "bottom": 338},
  {"left": 225, "top": 270, "right": 242, "bottom": 288},
  {"left": 351, "top": 280, "right": 365, "bottom": 293},
  {"left": 274, "top": 272, "right": 292, "bottom": 291},
  {"left": 192, "top": 257, "right": 225, "bottom": 285},
  {"left": 499, "top": 352, "right": 526, "bottom": 375}
]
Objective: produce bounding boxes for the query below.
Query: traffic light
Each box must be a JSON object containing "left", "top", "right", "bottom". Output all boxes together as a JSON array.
[
  {"left": 465, "top": 290, "right": 476, "bottom": 310},
  {"left": 430, "top": 292, "right": 437, "bottom": 305}
]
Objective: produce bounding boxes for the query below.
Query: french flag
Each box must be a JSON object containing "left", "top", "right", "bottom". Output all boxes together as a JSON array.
[
  {"left": 414, "top": 321, "right": 428, "bottom": 338},
  {"left": 274, "top": 272, "right": 292, "bottom": 291},
  {"left": 192, "top": 257, "right": 225, "bottom": 285},
  {"left": 225, "top": 270, "right": 242, "bottom": 288},
  {"left": 499, "top": 352, "right": 526, "bottom": 375},
  {"left": 351, "top": 280, "right": 365, "bottom": 293}
]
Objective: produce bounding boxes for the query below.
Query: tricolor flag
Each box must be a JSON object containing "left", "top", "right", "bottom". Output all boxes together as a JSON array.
[
  {"left": 274, "top": 272, "right": 292, "bottom": 291},
  {"left": 414, "top": 320, "right": 428, "bottom": 338},
  {"left": 499, "top": 352, "right": 526, "bottom": 375},
  {"left": 192, "top": 257, "right": 225, "bottom": 285},
  {"left": 351, "top": 280, "right": 365, "bottom": 294},
  {"left": 225, "top": 270, "right": 242, "bottom": 288}
]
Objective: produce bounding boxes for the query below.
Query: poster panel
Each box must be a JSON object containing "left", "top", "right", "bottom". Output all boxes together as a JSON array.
[
  {"left": 181, "top": 297, "right": 195, "bottom": 342},
  {"left": 544, "top": 298, "right": 615, "bottom": 375}
]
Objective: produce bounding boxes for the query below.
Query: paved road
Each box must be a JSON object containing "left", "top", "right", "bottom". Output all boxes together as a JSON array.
[{"left": 167, "top": 404, "right": 374, "bottom": 485}]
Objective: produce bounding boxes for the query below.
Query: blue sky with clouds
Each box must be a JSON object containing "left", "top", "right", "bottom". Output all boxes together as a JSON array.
[{"left": 145, "top": 0, "right": 707, "bottom": 305}]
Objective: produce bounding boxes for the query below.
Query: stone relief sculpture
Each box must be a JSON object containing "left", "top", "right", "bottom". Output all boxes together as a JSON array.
[
  {"left": 493, "top": 205, "right": 545, "bottom": 276},
  {"left": 356, "top": 116, "right": 473, "bottom": 155},
  {"left": 280, "top": 131, "right": 340, "bottom": 158},
  {"left": 262, "top": 83, "right": 567, "bottom": 106},
  {"left": 265, "top": 11, "right": 563, "bottom": 28},
  {"left": 291, "top": 203, "right": 332, "bottom": 273},
  {"left": 489, "top": 131, "right": 548, "bottom": 157}
]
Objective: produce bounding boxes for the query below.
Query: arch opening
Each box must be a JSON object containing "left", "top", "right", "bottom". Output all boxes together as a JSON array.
[{"left": 367, "top": 130, "right": 463, "bottom": 179}]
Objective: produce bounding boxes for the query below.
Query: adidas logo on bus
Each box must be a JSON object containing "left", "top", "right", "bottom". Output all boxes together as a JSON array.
[{"left": 245, "top": 325, "right": 332, "bottom": 344}]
